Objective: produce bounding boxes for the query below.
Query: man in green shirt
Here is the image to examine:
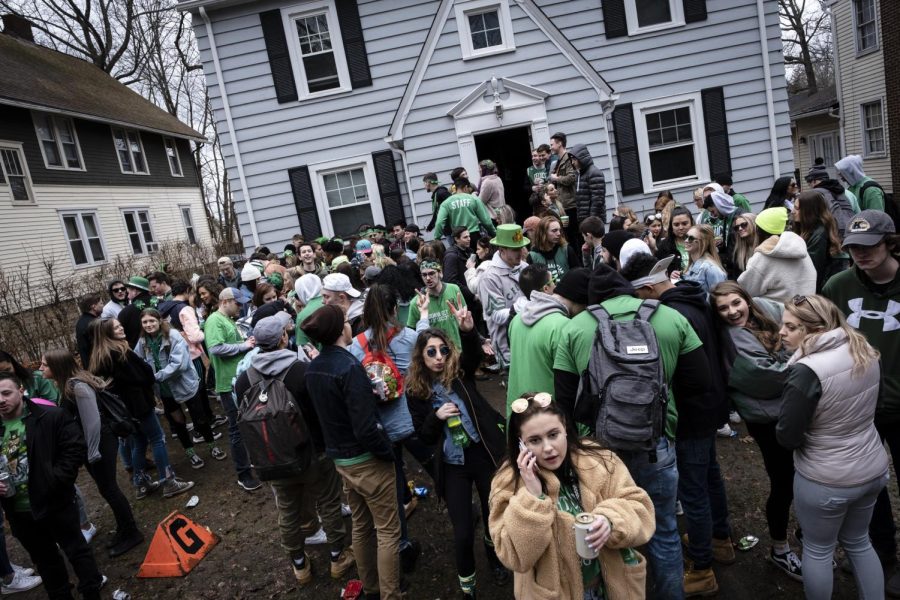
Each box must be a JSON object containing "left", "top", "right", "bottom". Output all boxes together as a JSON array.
[
  {"left": 205, "top": 287, "right": 261, "bottom": 492},
  {"left": 506, "top": 266, "right": 589, "bottom": 414},
  {"left": 836, "top": 155, "right": 886, "bottom": 211},
  {"left": 552, "top": 264, "right": 708, "bottom": 599},
  {"left": 433, "top": 178, "right": 496, "bottom": 249},
  {"left": 408, "top": 259, "right": 466, "bottom": 349}
]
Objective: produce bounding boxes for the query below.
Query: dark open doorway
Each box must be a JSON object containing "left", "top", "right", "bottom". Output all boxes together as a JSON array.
[{"left": 474, "top": 126, "right": 533, "bottom": 224}]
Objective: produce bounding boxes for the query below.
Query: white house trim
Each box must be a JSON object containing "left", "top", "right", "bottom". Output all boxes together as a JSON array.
[
  {"left": 756, "top": 0, "right": 780, "bottom": 180},
  {"left": 307, "top": 154, "right": 386, "bottom": 238},
  {"left": 454, "top": 0, "right": 516, "bottom": 60},
  {"left": 623, "top": 0, "right": 685, "bottom": 36},
  {"left": 281, "top": 0, "right": 354, "bottom": 100},
  {"left": 387, "top": 0, "right": 614, "bottom": 143}
]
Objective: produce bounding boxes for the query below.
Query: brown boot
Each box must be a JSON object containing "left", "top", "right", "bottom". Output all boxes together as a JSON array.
[
  {"left": 682, "top": 533, "right": 736, "bottom": 565},
  {"left": 684, "top": 566, "right": 718, "bottom": 597},
  {"left": 330, "top": 547, "right": 355, "bottom": 580}
]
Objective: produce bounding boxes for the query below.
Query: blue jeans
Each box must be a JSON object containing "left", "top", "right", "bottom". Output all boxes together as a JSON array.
[
  {"left": 130, "top": 411, "right": 172, "bottom": 485},
  {"left": 218, "top": 392, "right": 251, "bottom": 479},
  {"left": 677, "top": 435, "right": 732, "bottom": 569},
  {"left": 619, "top": 437, "right": 683, "bottom": 600}
]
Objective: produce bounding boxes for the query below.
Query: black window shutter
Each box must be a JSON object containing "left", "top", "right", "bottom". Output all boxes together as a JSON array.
[
  {"left": 701, "top": 87, "right": 732, "bottom": 181},
  {"left": 336, "top": 0, "right": 372, "bottom": 89},
  {"left": 603, "top": 0, "right": 628, "bottom": 39},
  {"left": 288, "top": 166, "right": 322, "bottom": 238},
  {"left": 683, "top": 0, "right": 708, "bottom": 23},
  {"left": 611, "top": 104, "right": 644, "bottom": 196},
  {"left": 259, "top": 10, "right": 298, "bottom": 103},
  {"left": 372, "top": 150, "right": 404, "bottom": 226}
]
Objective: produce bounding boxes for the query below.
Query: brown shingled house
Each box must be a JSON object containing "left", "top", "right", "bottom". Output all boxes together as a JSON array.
[{"left": 0, "top": 15, "right": 211, "bottom": 282}]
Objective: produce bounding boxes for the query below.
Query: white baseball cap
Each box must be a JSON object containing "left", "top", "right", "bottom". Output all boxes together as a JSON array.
[{"left": 322, "top": 273, "right": 361, "bottom": 298}]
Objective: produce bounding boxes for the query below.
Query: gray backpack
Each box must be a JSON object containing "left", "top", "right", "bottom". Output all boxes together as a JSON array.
[{"left": 575, "top": 300, "right": 669, "bottom": 462}]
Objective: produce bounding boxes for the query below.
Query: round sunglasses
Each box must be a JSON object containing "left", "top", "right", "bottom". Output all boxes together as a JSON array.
[{"left": 426, "top": 345, "right": 450, "bottom": 358}]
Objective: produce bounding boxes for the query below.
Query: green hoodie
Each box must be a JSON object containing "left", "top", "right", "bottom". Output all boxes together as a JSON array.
[
  {"left": 433, "top": 193, "right": 496, "bottom": 237},
  {"left": 823, "top": 265, "right": 900, "bottom": 424}
]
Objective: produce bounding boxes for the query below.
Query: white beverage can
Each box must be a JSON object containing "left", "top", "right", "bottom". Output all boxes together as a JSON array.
[{"left": 574, "top": 512, "right": 598, "bottom": 559}]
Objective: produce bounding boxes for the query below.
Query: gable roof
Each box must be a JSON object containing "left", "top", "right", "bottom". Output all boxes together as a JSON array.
[
  {"left": 788, "top": 85, "right": 838, "bottom": 119},
  {"left": 386, "top": 0, "right": 614, "bottom": 143},
  {"left": 0, "top": 33, "right": 205, "bottom": 141}
]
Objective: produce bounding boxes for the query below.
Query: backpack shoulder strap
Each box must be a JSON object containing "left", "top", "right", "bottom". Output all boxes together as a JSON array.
[
  {"left": 356, "top": 333, "right": 370, "bottom": 353},
  {"left": 636, "top": 299, "right": 660, "bottom": 322},
  {"left": 587, "top": 303, "right": 611, "bottom": 323}
]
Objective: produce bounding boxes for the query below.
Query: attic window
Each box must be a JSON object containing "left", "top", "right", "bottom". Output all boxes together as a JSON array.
[
  {"left": 455, "top": 0, "right": 515, "bottom": 60},
  {"left": 33, "top": 112, "right": 84, "bottom": 170},
  {"left": 111, "top": 128, "right": 149, "bottom": 175},
  {"left": 624, "top": 0, "right": 685, "bottom": 35}
]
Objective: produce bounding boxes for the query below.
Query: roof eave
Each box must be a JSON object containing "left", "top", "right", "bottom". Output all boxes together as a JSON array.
[
  {"left": 177, "top": 0, "right": 254, "bottom": 12},
  {"left": 0, "top": 97, "right": 207, "bottom": 142}
]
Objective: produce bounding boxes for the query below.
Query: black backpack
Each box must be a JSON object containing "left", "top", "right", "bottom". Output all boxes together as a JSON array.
[
  {"left": 859, "top": 181, "right": 899, "bottom": 228},
  {"left": 238, "top": 366, "right": 313, "bottom": 481},
  {"left": 574, "top": 300, "right": 669, "bottom": 462},
  {"left": 96, "top": 388, "right": 137, "bottom": 438}
]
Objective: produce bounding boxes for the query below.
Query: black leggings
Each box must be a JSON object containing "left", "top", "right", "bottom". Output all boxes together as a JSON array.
[
  {"left": 745, "top": 420, "right": 795, "bottom": 541},
  {"left": 161, "top": 391, "right": 216, "bottom": 450},
  {"left": 443, "top": 442, "right": 500, "bottom": 577},
  {"left": 86, "top": 426, "right": 137, "bottom": 534}
]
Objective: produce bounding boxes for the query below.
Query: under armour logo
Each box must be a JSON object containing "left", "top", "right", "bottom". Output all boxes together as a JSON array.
[{"left": 847, "top": 298, "right": 900, "bottom": 332}]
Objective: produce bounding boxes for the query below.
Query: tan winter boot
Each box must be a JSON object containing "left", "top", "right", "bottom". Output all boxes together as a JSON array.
[{"left": 684, "top": 565, "right": 719, "bottom": 597}]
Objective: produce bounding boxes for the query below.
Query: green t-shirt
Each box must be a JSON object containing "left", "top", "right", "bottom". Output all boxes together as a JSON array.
[
  {"left": 552, "top": 296, "right": 703, "bottom": 439},
  {"left": 295, "top": 295, "right": 324, "bottom": 348},
  {"left": 204, "top": 310, "right": 246, "bottom": 393},
  {"left": 407, "top": 282, "right": 466, "bottom": 349},
  {"left": 27, "top": 371, "right": 59, "bottom": 404},
  {"left": 2, "top": 416, "right": 30, "bottom": 512},
  {"left": 507, "top": 308, "right": 570, "bottom": 410}
]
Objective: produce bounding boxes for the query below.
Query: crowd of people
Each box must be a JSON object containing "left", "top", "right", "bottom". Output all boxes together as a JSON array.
[{"left": 0, "top": 141, "right": 897, "bottom": 600}]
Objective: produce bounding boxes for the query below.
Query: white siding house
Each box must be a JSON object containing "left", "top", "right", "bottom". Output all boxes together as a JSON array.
[
  {"left": 0, "top": 21, "right": 211, "bottom": 286},
  {"left": 182, "top": 0, "right": 792, "bottom": 250}
]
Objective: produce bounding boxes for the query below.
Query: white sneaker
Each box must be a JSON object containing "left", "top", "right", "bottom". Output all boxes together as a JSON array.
[
  {"left": 9, "top": 565, "right": 32, "bottom": 578},
  {"left": 304, "top": 527, "right": 327, "bottom": 545},
  {"left": 341, "top": 503, "right": 352, "bottom": 517},
  {"left": 729, "top": 411, "right": 742, "bottom": 424},
  {"left": 675, "top": 500, "right": 684, "bottom": 516},
  {"left": 82, "top": 523, "right": 98, "bottom": 544},
  {"left": 1, "top": 570, "right": 42, "bottom": 595},
  {"left": 716, "top": 424, "right": 735, "bottom": 438}
]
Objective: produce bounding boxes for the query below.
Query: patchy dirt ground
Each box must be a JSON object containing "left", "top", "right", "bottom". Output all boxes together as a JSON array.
[{"left": 7, "top": 378, "right": 898, "bottom": 599}]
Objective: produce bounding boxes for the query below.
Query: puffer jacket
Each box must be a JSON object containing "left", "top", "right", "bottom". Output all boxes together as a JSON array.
[
  {"left": 134, "top": 329, "right": 200, "bottom": 402},
  {"left": 489, "top": 444, "right": 655, "bottom": 600},
  {"left": 569, "top": 144, "right": 606, "bottom": 222},
  {"left": 737, "top": 231, "right": 816, "bottom": 303}
]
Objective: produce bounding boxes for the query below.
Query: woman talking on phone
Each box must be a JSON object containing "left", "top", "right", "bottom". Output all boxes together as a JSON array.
[
  {"left": 489, "top": 392, "right": 654, "bottom": 600},
  {"left": 406, "top": 295, "right": 509, "bottom": 599}
]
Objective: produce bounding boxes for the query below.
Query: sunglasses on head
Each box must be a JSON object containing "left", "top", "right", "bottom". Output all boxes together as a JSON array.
[
  {"left": 426, "top": 345, "right": 450, "bottom": 358},
  {"left": 733, "top": 222, "right": 748, "bottom": 232},
  {"left": 510, "top": 392, "right": 553, "bottom": 414}
]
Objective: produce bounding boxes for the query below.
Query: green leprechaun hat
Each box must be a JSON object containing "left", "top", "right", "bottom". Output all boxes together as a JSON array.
[{"left": 491, "top": 224, "right": 530, "bottom": 248}]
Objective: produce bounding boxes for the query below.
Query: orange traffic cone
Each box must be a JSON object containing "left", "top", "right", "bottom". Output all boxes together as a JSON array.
[{"left": 137, "top": 511, "right": 219, "bottom": 578}]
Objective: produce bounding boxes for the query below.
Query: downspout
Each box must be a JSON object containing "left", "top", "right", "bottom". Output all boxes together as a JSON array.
[
  {"left": 199, "top": 6, "right": 260, "bottom": 248},
  {"left": 602, "top": 101, "right": 620, "bottom": 217},
  {"left": 755, "top": 0, "right": 781, "bottom": 179},
  {"left": 828, "top": 5, "right": 846, "bottom": 155},
  {"left": 390, "top": 145, "right": 420, "bottom": 227}
]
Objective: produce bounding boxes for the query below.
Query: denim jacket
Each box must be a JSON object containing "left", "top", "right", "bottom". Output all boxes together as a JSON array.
[
  {"left": 348, "top": 326, "right": 417, "bottom": 442},
  {"left": 134, "top": 330, "right": 200, "bottom": 403},
  {"left": 682, "top": 258, "right": 727, "bottom": 295},
  {"left": 432, "top": 382, "right": 481, "bottom": 465},
  {"left": 305, "top": 345, "right": 393, "bottom": 462}
]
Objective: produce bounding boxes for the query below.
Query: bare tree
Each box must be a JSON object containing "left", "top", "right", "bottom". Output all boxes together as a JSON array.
[{"left": 780, "top": 0, "right": 833, "bottom": 93}]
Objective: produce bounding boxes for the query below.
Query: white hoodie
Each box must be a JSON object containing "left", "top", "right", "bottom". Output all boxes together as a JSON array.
[
  {"left": 477, "top": 253, "right": 526, "bottom": 367},
  {"left": 737, "top": 231, "right": 816, "bottom": 303}
]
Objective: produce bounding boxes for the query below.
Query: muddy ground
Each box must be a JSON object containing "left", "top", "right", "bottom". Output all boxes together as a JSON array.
[{"left": 8, "top": 377, "right": 898, "bottom": 599}]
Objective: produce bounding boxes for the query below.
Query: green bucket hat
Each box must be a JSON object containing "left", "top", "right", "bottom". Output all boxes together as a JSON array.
[
  {"left": 126, "top": 276, "right": 150, "bottom": 292},
  {"left": 491, "top": 224, "right": 530, "bottom": 249}
]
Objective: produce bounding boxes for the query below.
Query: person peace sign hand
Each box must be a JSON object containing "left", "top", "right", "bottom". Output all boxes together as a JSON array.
[
  {"left": 448, "top": 292, "right": 473, "bottom": 332},
  {"left": 415, "top": 288, "right": 429, "bottom": 319}
]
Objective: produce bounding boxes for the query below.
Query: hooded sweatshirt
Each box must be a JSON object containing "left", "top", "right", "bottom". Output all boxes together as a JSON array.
[
  {"left": 295, "top": 274, "right": 324, "bottom": 348},
  {"left": 737, "top": 231, "right": 816, "bottom": 303},
  {"left": 823, "top": 265, "right": 900, "bottom": 425},
  {"left": 814, "top": 179, "right": 859, "bottom": 236},
  {"left": 478, "top": 252, "right": 526, "bottom": 367},
  {"left": 569, "top": 144, "right": 606, "bottom": 221},
  {"left": 835, "top": 155, "right": 885, "bottom": 211},
  {"left": 507, "top": 292, "right": 570, "bottom": 409}
]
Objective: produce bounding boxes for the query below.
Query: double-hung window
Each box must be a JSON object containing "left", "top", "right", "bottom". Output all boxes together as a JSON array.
[
  {"left": 283, "top": 0, "right": 351, "bottom": 98},
  {"left": 60, "top": 211, "right": 106, "bottom": 267},
  {"left": 624, "top": 0, "right": 685, "bottom": 35},
  {"left": 164, "top": 138, "right": 183, "bottom": 177},
  {"left": 33, "top": 113, "right": 83, "bottom": 170},
  {"left": 180, "top": 206, "right": 198, "bottom": 244},
  {"left": 455, "top": 0, "right": 515, "bottom": 60},
  {"left": 861, "top": 101, "right": 885, "bottom": 156},
  {"left": 855, "top": 0, "right": 878, "bottom": 53},
  {"left": 632, "top": 93, "right": 709, "bottom": 192},
  {"left": 112, "top": 128, "right": 149, "bottom": 174},
  {"left": 0, "top": 142, "right": 35, "bottom": 203},
  {"left": 122, "top": 209, "right": 158, "bottom": 255},
  {"left": 309, "top": 155, "right": 385, "bottom": 238}
]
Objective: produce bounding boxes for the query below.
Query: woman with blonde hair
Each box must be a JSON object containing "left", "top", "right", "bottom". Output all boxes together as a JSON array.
[
  {"left": 777, "top": 295, "right": 887, "bottom": 599},
  {"left": 682, "top": 224, "right": 727, "bottom": 293},
  {"left": 731, "top": 212, "right": 758, "bottom": 277},
  {"left": 527, "top": 215, "right": 579, "bottom": 282}
]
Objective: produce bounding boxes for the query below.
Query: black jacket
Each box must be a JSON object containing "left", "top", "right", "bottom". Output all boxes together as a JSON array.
[
  {"left": 407, "top": 329, "right": 506, "bottom": 499},
  {"left": 425, "top": 185, "right": 452, "bottom": 234},
  {"left": 444, "top": 244, "right": 476, "bottom": 306},
  {"left": 118, "top": 292, "right": 155, "bottom": 348},
  {"left": 0, "top": 399, "right": 85, "bottom": 520},
  {"left": 655, "top": 237, "right": 684, "bottom": 275},
  {"left": 75, "top": 313, "right": 96, "bottom": 367},
  {"left": 93, "top": 350, "right": 157, "bottom": 419},
  {"left": 569, "top": 144, "right": 606, "bottom": 222},
  {"left": 659, "top": 281, "right": 729, "bottom": 437},
  {"left": 305, "top": 346, "right": 393, "bottom": 462},
  {"left": 158, "top": 299, "right": 191, "bottom": 331}
]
